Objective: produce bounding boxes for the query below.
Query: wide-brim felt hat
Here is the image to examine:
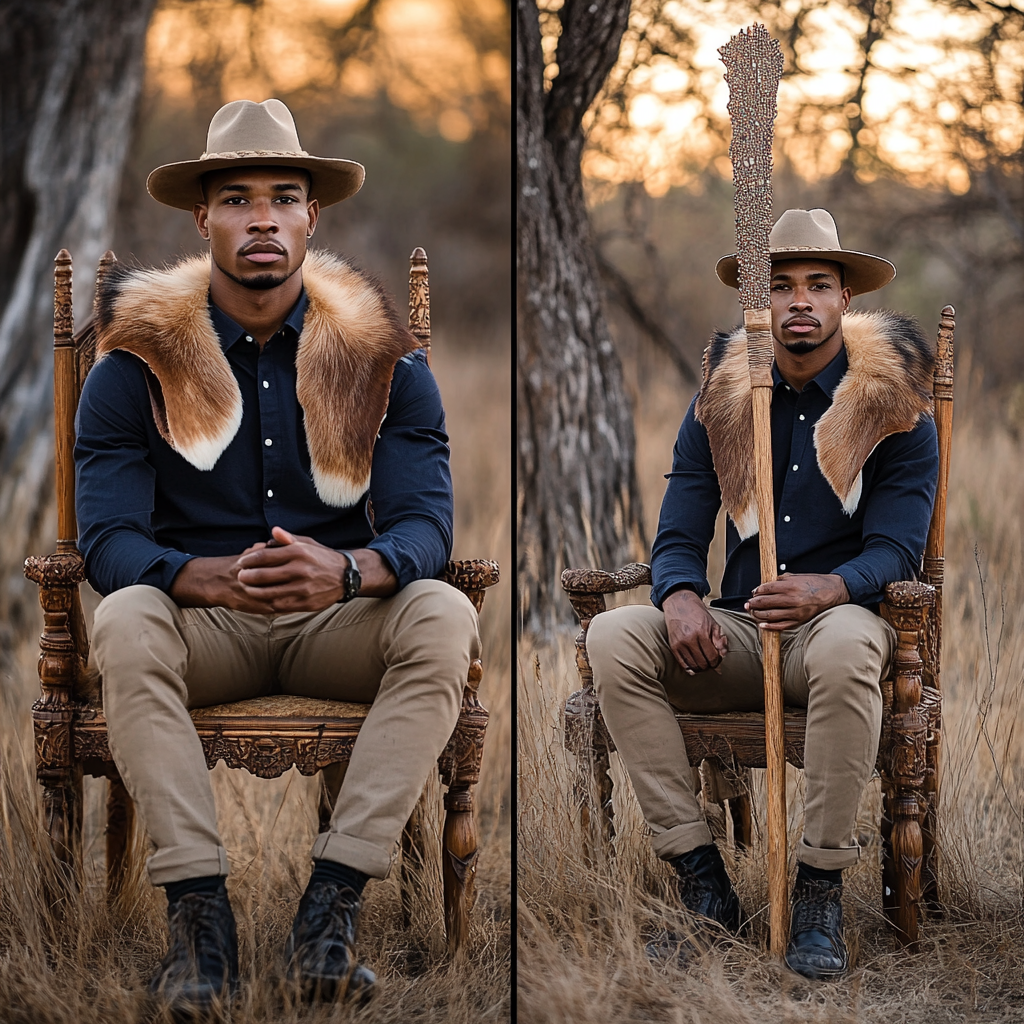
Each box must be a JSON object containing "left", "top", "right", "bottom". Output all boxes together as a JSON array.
[
  {"left": 715, "top": 208, "right": 896, "bottom": 296},
  {"left": 147, "top": 98, "right": 364, "bottom": 211}
]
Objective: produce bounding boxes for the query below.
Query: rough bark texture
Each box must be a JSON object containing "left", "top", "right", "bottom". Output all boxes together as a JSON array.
[
  {"left": 0, "top": 0, "right": 155, "bottom": 642},
  {"left": 517, "top": 0, "right": 645, "bottom": 632}
]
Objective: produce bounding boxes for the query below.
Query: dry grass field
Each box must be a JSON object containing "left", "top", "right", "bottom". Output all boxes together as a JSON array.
[
  {"left": 519, "top": 358, "right": 1024, "bottom": 1023},
  {"left": 0, "top": 344, "right": 511, "bottom": 1023}
]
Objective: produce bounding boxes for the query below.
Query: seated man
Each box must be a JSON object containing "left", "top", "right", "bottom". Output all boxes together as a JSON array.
[
  {"left": 76, "top": 99, "right": 479, "bottom": 1010},
  {"left": 587, "top": 209, "right": 939, "bottom": 980}
]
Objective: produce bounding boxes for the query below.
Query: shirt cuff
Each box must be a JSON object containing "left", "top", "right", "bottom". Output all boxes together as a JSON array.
[
  {"left": 651, "top": 577, "right": 709, "bottom": 610},
  {"left": 137, "top": 550, "right": 197, "bottom": 594},
  {"left": 365, "top": 535, "right": 418, "bottom": 591},
  {"left": 831, "top": 564, "right": 876, "bottom": 606}
]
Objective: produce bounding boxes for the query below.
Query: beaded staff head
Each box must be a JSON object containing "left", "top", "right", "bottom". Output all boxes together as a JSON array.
[{"left": 719, "top": 25, "right": 784, "bottom": 313}]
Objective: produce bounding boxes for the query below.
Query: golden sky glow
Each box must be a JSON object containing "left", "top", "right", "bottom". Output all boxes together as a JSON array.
[
  {"left": 146, "top": 0, "right": 509, "bottom": 140},
  {"left": 571, "top": 0, "right": 1024, "bottom": 195}
]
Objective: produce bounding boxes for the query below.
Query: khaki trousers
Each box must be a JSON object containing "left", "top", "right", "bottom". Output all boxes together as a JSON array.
[
  {"left": 92, "top": 580, "right": 480, "bottom": 884},
  {"left": 587, "top": 603, "right": 895, "bottom": 870}
]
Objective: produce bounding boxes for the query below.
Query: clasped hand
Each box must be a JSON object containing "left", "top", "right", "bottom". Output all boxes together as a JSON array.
[
  {"left": 664, "top": 573, "right": 849, "bottom": 676},
  {"left": 169, "top": 526, "right": 396, "bottom": 613}
]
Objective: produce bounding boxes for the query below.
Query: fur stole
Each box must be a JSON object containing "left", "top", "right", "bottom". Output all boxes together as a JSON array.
[
  {"left": 694, "top": 310, "right": 934, "bottom": 539},
  {"left": 93, "top": 250, "right": 418, "bottom": 507}
]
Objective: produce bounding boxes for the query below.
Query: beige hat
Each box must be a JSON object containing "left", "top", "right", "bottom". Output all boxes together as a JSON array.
[
  {"left": 716, "top": 208, "right": 895, "bottom": 296},
  {"left": 146, "top": 98, "right": 364, "bottom": 210}
]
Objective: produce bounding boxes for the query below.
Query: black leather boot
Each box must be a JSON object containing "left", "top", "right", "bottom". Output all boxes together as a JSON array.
[
  {"left": 669, "top": 843, "right": 744, "bottom": 934},
  {"left": 148, "top": 888, "right": 239, "bottom": 1017},
  {"left": 784, "top": 871, "right": 849, "bottom": 980},
  {"left": 285, "top": 881, "right": 376, "bottom": 1003}
]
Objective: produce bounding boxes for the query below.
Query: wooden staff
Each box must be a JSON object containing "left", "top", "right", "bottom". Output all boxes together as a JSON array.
[{"left": 719, "top": 25, "right": 788, "bottom": 956}]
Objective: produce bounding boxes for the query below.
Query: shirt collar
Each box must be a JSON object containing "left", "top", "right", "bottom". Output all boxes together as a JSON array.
[
  {"left": 209, "top": 288, "right": 308, "bottom": 352},
  {"left": 772, "top": 344, "right": 849, "bottom": 401}
]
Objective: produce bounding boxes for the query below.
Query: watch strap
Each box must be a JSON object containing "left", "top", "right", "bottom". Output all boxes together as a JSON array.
[{"left": 339, "top": 550, "right": 361, "bottom": 602}]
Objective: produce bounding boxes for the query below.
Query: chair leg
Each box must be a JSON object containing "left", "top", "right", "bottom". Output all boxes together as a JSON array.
[
  {"left": 880, "top": 582, "right": 932, "bottom": 949},
  {"left": 729, "top": 794, "right": 753, "bottom": 850},
  {"left": 880, "top": 782, "right": 898, "bottom": 927},
  {"left": 920, "top": 688, "right": 942, "bottom": 913},
  {"left": 700, "top": 760, "right": 752, "bottom": 851},
  {"left": 105, "top": 775, "right": 135, "bottom": 902},
  {"left": 565, "top": 689, "right": 616, "bottom": 863},
  {"left": 920, "top": 792, "right": 940, "bottom": 912},
  {"left": 889, "top": 791, "right": 924, "bottom": 948},
  {"left": 39, "top": 764, "right": 83, "bottom": 906},
  {"left": 442, "top": 783, "right": 478, "bottom": 952},
  {"left": 437, "top": 658, "right": 487, "bottom": 952},
  {"left": 400, "top": 785, "right": 430, "bottom": 928},
  {"left": 317, "top": 762, "right": 347, "bottom": 834}
]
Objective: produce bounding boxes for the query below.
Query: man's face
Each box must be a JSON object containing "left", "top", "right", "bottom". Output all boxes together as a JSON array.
[
  {"left": 193, "top": 167, "right": 319, "bottom": 290},
  {"left": 769, "top": 259, "right": 851, "bottom": 355}
]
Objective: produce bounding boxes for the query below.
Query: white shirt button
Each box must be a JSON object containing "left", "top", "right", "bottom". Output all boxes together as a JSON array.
[
  {"left": 267, "top": 489, "right": 273, "bottom": 498},
  {"left": 779, "top": 563, "right": 787, "bottom": 571},
  {"left": 792, "top": 464, "right": 799, "bottom": 471},
  {"left": 265, "top": 438, "right": 273, "bottom": 447},
  {"left": 799, "top": 414, "right": 806, "bottom": 421},
  {"left": 784, "top": 515, "right": 791, "bottom": 522},
  {"left": 262, "top": 380, "right": 269, "bottom": 389},
  {"left": 245, "top": 335, "right": 253, "bottom": 343}
]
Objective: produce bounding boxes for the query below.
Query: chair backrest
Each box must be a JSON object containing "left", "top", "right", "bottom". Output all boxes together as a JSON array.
[
  {"left": 923, "top": 305, "right": 954, "bottom": 584},
  {"left": 52, "top": 245, "right": 435, "bottom": 547},
  {"left": 919, "top": 305, "right": 955, "bottom": 691}
]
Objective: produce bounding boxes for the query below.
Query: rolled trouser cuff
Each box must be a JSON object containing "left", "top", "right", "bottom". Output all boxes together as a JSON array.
[
  {"left": 311, "top": 831, "right": 393, "bottom": 879},
  {"left": 795, "top": 835, "right": 861, "bottom": 871},
  {"left": 147, "top": 843, "right": 229, "bottom": 886},
  {"left": 650, "top": 820, "right": 715, "bottom": 861}
]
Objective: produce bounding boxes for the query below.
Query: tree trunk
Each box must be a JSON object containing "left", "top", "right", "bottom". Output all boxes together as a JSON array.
[
  {"left": 0, "top": 0, "right": 156, "bottom": 642},
  {"left": 517, "top": 0, "right": 645, "bottom": 632}
]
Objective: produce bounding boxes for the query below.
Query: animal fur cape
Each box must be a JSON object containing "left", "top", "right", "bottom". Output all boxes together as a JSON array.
[
  {"left": 694, "top": 310, "right": 934, "bottom": 539},
  {"left": 93, "top": 250, "right": 418, "bottom": 507}
]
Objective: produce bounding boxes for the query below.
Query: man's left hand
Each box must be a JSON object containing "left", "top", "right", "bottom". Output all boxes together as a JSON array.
[
  {"left": 744, "top": 573, "right": 849, "bottom": 631},
  {"left": 234, "top": 526, "right": 398, "bottom": 612}
]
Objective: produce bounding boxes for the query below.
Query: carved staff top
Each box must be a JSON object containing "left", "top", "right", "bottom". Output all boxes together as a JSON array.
[{"left": 719, "top": 25, "right": 783, "bottom": 378}]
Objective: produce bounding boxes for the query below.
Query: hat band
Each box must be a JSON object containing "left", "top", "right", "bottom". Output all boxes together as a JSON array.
[
  {"left": 198, "top": 148, "right": 310, "bottom": 160},
  {"left": 771, "top": 245, "right": 843, "bottom": 253}
]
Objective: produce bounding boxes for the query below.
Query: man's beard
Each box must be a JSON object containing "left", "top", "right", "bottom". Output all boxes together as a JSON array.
[
  {"left": 215, "top": 260, "right": 295, "bottom": 291},
  {"left": 782, "top": 338, "right": 822, "bottom": 356}
]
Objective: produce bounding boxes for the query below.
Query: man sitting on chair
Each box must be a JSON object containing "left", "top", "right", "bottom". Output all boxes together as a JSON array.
[
  {"left": 587, "top": 209, "right": 939, "bottom": 980},
  {"left": 76, "top": 99, "right": 479, "bottom": 1010}
]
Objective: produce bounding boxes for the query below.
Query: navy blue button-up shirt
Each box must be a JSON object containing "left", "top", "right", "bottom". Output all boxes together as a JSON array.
[
  {"left": 75, "top": 290, "right": 454, "bottom": 597},
  {"left": 650, "top": 346, "right": 939, "bottom": 611}
]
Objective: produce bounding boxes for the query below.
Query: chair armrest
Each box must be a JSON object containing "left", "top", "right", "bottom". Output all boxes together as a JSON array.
[
  {"left": 443, "top": 559, "right": 500, "bottom": 612},
  {"left": 560, "top": 563, "right": 652, "bottom": 631},
  {"left": 560, "top": 562, "right": 652, "bottom": 597},
  {"left": 883, "top": 579, "right": 935, "bottom": 608}
]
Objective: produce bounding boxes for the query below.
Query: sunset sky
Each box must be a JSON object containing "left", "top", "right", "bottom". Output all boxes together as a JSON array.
[
  {"left": 145, "top": 0, "right": 509, "bottom": 141},
  {"left": 566, "top": 0, "right": 1024, "bottom": 194}
]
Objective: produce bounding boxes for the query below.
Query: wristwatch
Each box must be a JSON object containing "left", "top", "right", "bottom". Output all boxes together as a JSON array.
[{"left": 339, "top": 550, "right": 361, "bottom": 602}]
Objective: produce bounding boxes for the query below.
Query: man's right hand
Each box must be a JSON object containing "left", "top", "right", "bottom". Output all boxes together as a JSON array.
[
  {"left": 663, "top": 588, "right": 728, "bottom": 676},
  {"left": 169, "top": 551, "right": 277, "bottom": 612}
]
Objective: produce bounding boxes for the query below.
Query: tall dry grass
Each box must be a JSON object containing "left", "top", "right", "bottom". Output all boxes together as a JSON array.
[
  {"left": 519, "top": 360, "right": 1024, "bottom": 1023},
  {"left": 0, "top": 344, "right": 511, "bottom": 1023}
]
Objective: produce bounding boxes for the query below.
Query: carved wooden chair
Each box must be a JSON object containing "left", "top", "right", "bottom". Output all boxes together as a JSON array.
[
  {"left": 26, "top": 246, "right": 499, "bottom": 951},
  {"left": 562, "top": 306, "right": 955, "bottom": 949}
]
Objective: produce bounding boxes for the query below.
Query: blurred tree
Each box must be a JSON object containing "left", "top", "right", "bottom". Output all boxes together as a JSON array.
[
  {"left": 518, "top": 0, "right": 646, "bottom": 630},
  {"left": 0, "top": 0, "right": 156, "bottom": 639}
]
